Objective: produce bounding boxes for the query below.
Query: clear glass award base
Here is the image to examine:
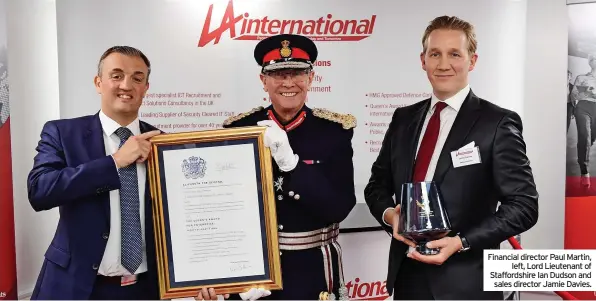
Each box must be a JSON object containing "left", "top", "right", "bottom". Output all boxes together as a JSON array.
[
  {"left": 416, "top": 241, "right": 440, "bottom": 255},
  {"left": 406, "top": 229, "right": 450, "bottom": 255}
]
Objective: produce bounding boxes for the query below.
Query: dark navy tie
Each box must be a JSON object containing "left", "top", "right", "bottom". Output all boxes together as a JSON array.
[{"left": 115, "top": 127, "right": 143, "bottom": 274}]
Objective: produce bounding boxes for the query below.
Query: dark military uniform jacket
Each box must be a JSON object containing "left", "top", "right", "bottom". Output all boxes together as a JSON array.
[{"left": 223, "top": 104, "right": 357, "bottom": 300}]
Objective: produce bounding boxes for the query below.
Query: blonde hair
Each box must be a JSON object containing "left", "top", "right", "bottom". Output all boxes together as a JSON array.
[{"left": 422, "top": 16, "right": 477, "bottom": 55}]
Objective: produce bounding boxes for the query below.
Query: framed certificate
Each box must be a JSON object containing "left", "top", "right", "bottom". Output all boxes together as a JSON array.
[{"left": 147, "top": 126, "right": 282, "bottom": 299}]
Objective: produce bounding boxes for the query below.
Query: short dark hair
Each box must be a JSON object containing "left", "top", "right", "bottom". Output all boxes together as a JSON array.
[{"left": 97, "top": 46, "right": 151, "bottom": 81}]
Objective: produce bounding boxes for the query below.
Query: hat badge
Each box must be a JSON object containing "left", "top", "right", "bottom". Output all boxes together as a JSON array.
[{"left": 279, "top": 40, "right": 292, "bottom": 58}]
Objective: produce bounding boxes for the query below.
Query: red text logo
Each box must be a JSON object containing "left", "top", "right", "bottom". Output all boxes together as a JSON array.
[
  {"left": 345, "top": 278, "right": 390, "bottom": 300},
  {"left": 198, "top": 0, "right": 376, "bottom": 47},
  {"left": 456, "top": 149, "right": 473, "bottom": 156}
]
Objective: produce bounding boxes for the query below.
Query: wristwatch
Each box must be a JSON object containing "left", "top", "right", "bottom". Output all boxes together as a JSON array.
[{"left": 458, "top": 235, "right": 470, "bottom": 252}]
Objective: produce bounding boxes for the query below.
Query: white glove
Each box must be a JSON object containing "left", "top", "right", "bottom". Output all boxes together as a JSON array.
[
  {"left": 239, "top": 288, "right": 271, "bottom": 301},
  {"left": 257, "top": 120, "right": 299, "bottom": 172}
]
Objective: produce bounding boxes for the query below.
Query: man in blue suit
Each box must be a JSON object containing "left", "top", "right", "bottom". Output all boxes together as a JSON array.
[{"left": 27, "top": 46, "right": 163, "bottom": 299}]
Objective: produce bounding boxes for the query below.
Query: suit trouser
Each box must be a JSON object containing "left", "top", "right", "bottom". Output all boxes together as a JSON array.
[
  {"left": 89, "top": 272, "right": 158, "bottom": 300},
  {"left": 393, "top": 257, "right": 435, "bottom": 300},
  {"left": 575, "top": 100, "right": 596, "bottom": 175},
  {"left": 568, "top": 102, "right": 575, "bottom": 132}
]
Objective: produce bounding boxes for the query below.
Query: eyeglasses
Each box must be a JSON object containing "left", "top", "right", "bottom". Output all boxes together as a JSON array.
[{"left": 264, "top": 69, "right": 311, "bottom": 83}]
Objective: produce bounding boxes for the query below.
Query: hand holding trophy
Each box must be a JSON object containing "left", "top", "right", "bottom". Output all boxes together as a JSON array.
[{"left": 398, "top": 181, "right": 451, "bottom": 255}]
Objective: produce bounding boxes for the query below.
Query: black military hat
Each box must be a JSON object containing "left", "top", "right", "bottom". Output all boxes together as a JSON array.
[{"left": 254, "top": 34, "right": 318, "bottom": 72}]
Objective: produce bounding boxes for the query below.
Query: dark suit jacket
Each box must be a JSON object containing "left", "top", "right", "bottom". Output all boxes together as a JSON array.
[
  {"left": 27, "top": 112, "right": 161, "bottom": 300},
  {"left": 364, "top": 90, "right": 539, "bottom": 300}
]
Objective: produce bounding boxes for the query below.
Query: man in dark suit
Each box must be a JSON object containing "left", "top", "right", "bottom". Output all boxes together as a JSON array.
[
  {"left": 27, "top": 46, "right": 163, "bottom": 300},
  {"left": 364, "top": 16, "right": 539, "bottom": 300}
]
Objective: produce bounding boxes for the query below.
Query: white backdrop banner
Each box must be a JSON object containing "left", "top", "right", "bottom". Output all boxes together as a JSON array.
[
  {"left": 55, "top": 0, "right": 527, "bottom": 298},
  {"left": 338, "top": 231, "right": 392, "bottom": 300},
  {"left": 56, "top": 0, "right": 527, "bottom": 230}
]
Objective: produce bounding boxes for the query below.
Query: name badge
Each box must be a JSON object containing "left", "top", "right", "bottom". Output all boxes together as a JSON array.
[{"left": 451, "top": 146, "right": 481, "bottom": 168}]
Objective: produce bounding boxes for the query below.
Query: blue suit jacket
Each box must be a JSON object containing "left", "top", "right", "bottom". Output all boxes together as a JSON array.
[{"left": 27, "top": 112, "right": 160, "bottom": 300}]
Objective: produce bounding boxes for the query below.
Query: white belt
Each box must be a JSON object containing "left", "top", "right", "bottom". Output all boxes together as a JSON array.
[
  {"left": 278, "top": 224, "right": 340, "bottom": 251},
  {"left": 277, "top": 224, "right": 349, "bottom": 300}
]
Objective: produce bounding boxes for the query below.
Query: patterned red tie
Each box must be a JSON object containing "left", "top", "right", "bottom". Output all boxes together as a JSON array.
[{"left": 412, "top": 101, "right": 448, "bottom": 182}]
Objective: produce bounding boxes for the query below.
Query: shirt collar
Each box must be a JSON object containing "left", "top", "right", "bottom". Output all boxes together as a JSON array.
[
  {"left": 99, "top": 110, "right": 141, "bottom": 137},
  {"left": 430, "top": 85, "right": 470, "bottom": 113},
  {"left": 266, "top": 104, "right": 308, "bottom": 132}
]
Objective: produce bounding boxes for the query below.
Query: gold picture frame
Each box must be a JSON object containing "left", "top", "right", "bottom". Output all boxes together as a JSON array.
[{"left": 147, "top": 126, "right": 282, "bottom": 299}]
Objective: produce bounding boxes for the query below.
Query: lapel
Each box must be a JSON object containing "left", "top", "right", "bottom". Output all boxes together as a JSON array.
[
  {"left": 432, "top": 90, "right": 482, "bottom": 184},
  {"left": 140, "top": 120, "right": 160, "bottom": 262},
  {"left": 403, "top": 99, "right": 431, "bottom": 182},
  {"left": 83, "top": 112, "right": 112, "bottom": 222},
  {"left": 139, "top": 121, "right": 156, "bottom": 238},
  {"left": 139, "top": 121, "right": 153, "bottom": 215}
]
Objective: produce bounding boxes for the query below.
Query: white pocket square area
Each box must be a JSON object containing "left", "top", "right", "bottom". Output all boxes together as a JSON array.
[{"left": 451, "top": 142, "right": 481, "bottom": 168}]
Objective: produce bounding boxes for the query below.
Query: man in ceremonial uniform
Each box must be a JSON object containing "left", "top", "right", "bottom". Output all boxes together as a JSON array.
[{"left": 222, "top": 34, "right": 357, "bottom": 300}]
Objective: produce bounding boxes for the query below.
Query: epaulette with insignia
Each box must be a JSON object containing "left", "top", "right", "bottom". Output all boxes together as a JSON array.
[
  {"left": 312, "top": 108, "right": 357, "bottom": 130},
  {"left": 222, "top": 106, "right": 264, "bottom": 126}
]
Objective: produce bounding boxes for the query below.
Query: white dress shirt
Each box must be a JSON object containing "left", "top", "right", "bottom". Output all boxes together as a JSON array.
[
  {"left": 383, "top": 85, "right": 470, "bottom": 226},
  {"left": 98, "top": 110, "right": 148, "bottom": 276}
]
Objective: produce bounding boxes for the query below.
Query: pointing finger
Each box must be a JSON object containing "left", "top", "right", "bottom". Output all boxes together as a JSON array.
[{"left": 137, "top": 130, "right": 161, "bottom": 140}]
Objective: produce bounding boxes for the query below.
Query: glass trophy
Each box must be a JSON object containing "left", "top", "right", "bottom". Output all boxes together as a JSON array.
[{"left": 398, "top": 181, "right": 452, "bottom": 255}]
